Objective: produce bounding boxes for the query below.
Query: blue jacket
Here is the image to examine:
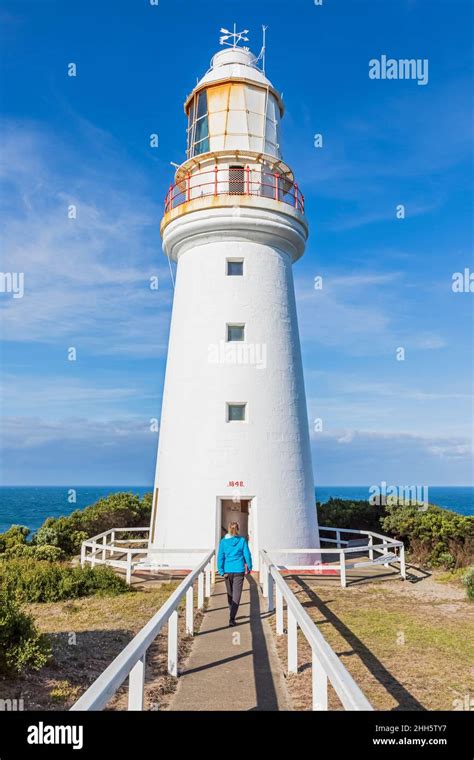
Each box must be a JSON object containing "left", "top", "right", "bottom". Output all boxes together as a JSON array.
[{"left": 218, "top": 534, "right": 252, "bottom": 575}]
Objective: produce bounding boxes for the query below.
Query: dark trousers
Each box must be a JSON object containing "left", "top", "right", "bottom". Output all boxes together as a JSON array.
[{"left": 224, "top": 572, "right": 245, "bottom": 622}]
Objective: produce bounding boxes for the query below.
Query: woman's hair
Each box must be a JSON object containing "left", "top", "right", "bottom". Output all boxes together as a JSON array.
[{"left": 228, "top": 521, "right": 240, "bottom": 536}]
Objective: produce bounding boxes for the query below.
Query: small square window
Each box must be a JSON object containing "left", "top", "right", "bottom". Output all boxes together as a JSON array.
[
  {"left": 227, "top": 403, "right": 246, "bottom": 422},
  {"left": 227, "top": 324, "right": 245, "bottom": 342},
  {"left": 227, "top": 259, "right": 243, "bottom": 276}
]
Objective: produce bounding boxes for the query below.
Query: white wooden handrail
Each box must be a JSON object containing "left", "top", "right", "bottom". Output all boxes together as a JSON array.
[
  {"left": 270, "top": 527, "right": 406, "bottom": 587},
  {"left": 71, "top": 549, "right": 214, "bottom": 711},
  {"left": 260, "top": 549, "right": 373, "bottom": 711},
  {"left": 273, "top": 542, "right": 403, "bottom": 554}
]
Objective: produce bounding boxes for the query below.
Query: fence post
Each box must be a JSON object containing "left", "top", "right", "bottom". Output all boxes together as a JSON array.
[
  {"left": 214, "top": 165, "right": 218, "bottom": 195},
  {"left": 168, "top": 610, "right": 178, "bottom": 677},
  {"left": 335, "top": 529, "right": 341, "bottom": 549},
  {"left": 126, "top": 551, "right": 132, "bottom": 586},
  {"left": 267, "top": 570, "right": 274, "bottom": 613},
  {"left": 287, "top": 608, "right": 298, "bottom": 674},
  {"left": 399, "top": 543, "right": 406, "bottom": 580},
  {"left": 368, "top": 534, "right": 374, "bottom": 561},
  {"left": 197, "top": 572, "right": 204, "bottom": 609},
  {"left": 339, "top": 550, "right": 347, "bottom": 588},
  {"left": 245, "top": 165, "right": 250, "bottom": 194},
  {"left": 186, "top": 173, "right": 191, "bottom": 201},
  {"left": 205, "top": 564, "right": 211, "bottom": 598},
  {"left": 102, "top": 534, "right": 107, "bottom": 561},
  {"left": 128, "top": 654, "right": 146, "bottom": 710},
  {"left": 294, "top": 181, "right": 299, "bottom": 208},
  {"left": 211, "top": 555, "right": 216, "bottom": 586},
  {"left": 186, "top": 585, "right": 194, "bottom": 636},
  {"left": 276, "top": 586, "right": 284, "bottom": 634},
  {"left": 273, "top": 172, "right": 279, "bottom": 201},
  {"left": 312, "top": 650, "right": 328, "bottom": 710},
  {"left": 262, "top": 563, "right": 269, "bottom": 598},
  {"left": 80, "top": 543, "right": 86, "bottom": 568}
]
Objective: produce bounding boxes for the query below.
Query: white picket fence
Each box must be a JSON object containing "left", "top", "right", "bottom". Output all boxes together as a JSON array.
[
  {"left": 260, "top": 549, "right": 373, "bottom": 710},
  {"left": 71, "top": 550, "right": 214, "bottom": 711}
]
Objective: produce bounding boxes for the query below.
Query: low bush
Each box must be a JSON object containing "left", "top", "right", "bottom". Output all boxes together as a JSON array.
[
  {"left": 381, "top": 503, "right": 473, "bottom": 569},
  {"left": 33, "top": 491, "right": 152, "bottom": 556},
  {"left": 463, "top": 567, "right": 474, "bottom": 600},
  {"left": 5, "top": 544, "right": 65, "bottom": 562},
  {"left": 0, "top": 590, "right": 51, "bottom": 675},
  {"left": 0, "top": 525, "right": 30, "bottom": 554},
  {"left": 317, "top": 498, "right": 386, "bottom": 533},
  {"left": 0, "top": 559, "right": 129, "bottom": 604}
]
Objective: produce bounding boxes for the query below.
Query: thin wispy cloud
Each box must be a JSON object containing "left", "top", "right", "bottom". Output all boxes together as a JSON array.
[{"left": 0, "top": 119, "right": 173, "bottom": 357}]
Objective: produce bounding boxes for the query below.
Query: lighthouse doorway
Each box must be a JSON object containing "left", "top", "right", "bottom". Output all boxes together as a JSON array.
[
  {"left": 220, "top": 499, "right": 251, "bottom": 539},
  {"left": 218, "top": 498, "right": 255, "bottom": 563}
]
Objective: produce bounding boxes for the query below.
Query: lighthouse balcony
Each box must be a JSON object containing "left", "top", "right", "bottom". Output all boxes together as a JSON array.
[{"left": 163, "top": 164, "right": 305, "bottom": 224}]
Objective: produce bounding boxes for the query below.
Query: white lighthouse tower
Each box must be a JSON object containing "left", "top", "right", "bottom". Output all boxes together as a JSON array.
[{"left": 147, "top": 30, "right": 320, "bottom": 569}]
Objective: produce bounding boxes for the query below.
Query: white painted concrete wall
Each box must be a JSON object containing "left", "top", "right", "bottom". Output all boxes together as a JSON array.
[{"left": 148, "top": 203, "right": 320, "bottom": 568}]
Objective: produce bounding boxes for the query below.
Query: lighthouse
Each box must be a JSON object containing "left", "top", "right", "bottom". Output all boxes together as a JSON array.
[{"left": 147, "top": 30, "right": 320, "bottom": 569}]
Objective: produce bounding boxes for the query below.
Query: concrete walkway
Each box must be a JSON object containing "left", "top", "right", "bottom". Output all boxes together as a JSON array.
[{"left": 168, "top": 575, "right": 290, "bottom": 711}]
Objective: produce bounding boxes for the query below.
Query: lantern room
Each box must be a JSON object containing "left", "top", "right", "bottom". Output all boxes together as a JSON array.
[
  {"left": 161, "top": 41, "right": 305, "bottom": 235},
  {"left": 184, "top": 47, "right": 284, "bottom": 159}
]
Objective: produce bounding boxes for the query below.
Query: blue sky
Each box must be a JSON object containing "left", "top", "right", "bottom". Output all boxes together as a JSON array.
[{"left": 0, "top": 0, "right": 472, "bottom": 486}]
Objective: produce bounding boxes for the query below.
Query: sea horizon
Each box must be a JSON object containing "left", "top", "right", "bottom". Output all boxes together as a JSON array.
[{"left": 0, "top": 484, "right": 472, "bottom": 534}]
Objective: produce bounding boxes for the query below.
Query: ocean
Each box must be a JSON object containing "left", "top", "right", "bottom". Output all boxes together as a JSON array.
[{"left": 0, "top": 485, "right": 472, "bottom": 534}]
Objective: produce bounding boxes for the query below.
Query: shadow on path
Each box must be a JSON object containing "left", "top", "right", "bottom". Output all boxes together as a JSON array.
[
  {"left": 247, "top": 575, "right": 280, "bottom": 710},
  {"left": 290, "top": 576, "right": 425, "bottom": 711}
]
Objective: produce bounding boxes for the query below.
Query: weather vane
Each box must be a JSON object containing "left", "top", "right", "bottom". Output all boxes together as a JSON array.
[{"left": 219, "top": 24, "right": 249, "bottom": 48}]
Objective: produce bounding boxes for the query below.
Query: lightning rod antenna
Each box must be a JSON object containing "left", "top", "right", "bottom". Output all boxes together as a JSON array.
[{"left": 262, "top": 25, "right": 268, "bottom": 73}]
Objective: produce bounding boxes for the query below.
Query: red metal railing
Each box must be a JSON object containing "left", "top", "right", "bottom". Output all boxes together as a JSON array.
[{"left": 164, "top": 165, "right": 305, "bottom": 214}]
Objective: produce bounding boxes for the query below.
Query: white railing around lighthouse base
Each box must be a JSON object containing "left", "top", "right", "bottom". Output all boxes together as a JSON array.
[
  {"left": 80, "top": 527, "right": 150, "bottom": 585},
  {"left": 259, "top": 549, "right": 373, "bottom": 711},
  {"left": 71, "top": 550, "right": 214, "bottom": 711}
]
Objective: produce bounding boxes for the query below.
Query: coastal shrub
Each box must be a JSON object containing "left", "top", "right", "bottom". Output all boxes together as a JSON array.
[
  {"left": 5, "top": 544, "right": 65, "bottom": 562},
  {"left": 437, "top": 552, "right": 456, "bottom": 571},
  {"left": 34, "top": 492, "right": 152, "bottom": 556},
  {"left": 33, "top": 517, "right": 87, "bottom": 556},
  {"left": 463, "top": 568, "right": 474, "bottom": 600},
  {"left": 381, "top": 503, "right": 474, "bottom": 568},
  {"left": 0, "top": 560, "right": 129, "bottom": 604},
  {"left": 0, "top": 525, "right": 30, "bottom": 554},
  {"left": 0, "top": 590, "right": 51, "bottom": 675},
  {"left": 317, "top": 498, "right": 386, "bottom": 533}
]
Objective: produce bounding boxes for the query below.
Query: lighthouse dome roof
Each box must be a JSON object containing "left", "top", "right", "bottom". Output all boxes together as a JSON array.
[
  {"left": 200, "top": 47, "right": 273, "bottom": 88},
  {"left": 184, "top": 46, "right": 284, "bottom": 115}
]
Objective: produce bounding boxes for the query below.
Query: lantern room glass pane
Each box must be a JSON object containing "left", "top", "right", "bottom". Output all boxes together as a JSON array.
[
  {"left": 188, "top": 90, "right": 209, "bottom": 157},
  {"left": 194, "top": 135, "right": 209, "bottom": 156},
  {"left": 194, "top": 116, "right": 208, "bottom": 142},
  {"left": 196, "top": 91, "right": 207, "bottom": 119}
]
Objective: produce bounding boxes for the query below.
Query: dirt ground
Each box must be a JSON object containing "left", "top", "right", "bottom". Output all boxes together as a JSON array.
[
  {"left": 0, "top": 577, "right": 205, "bottom": 711},
  {"left": 269, "top": 566, "right": 474, "bottom": 711}
]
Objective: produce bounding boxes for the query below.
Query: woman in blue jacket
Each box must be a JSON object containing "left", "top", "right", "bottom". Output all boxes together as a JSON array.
[{"left": 217, "top": 521, "right": 252, "bottom": 627}]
